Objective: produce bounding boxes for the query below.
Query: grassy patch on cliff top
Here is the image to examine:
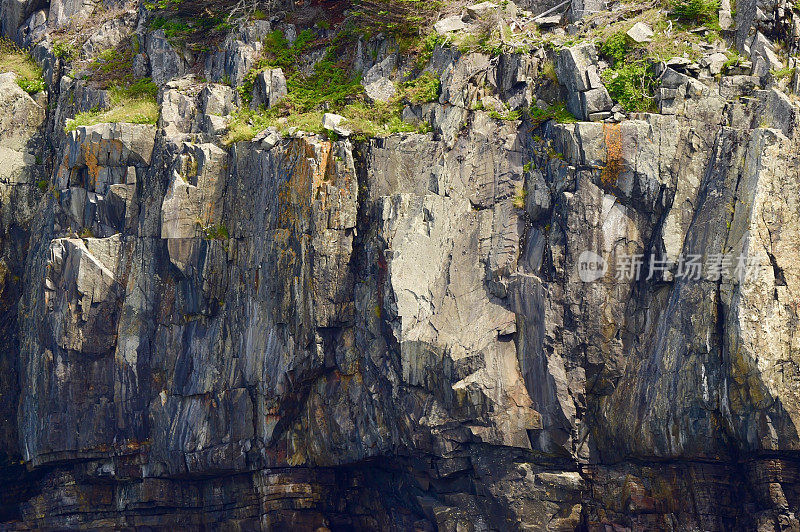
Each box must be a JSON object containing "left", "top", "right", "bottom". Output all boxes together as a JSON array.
[
  {"left": 0, "top": 38, "right": 46, "bottom": 94},
  {"left": 352, "top": 0, "right": 443, "bottom": 49},
  {"left": 65, "top": 81, "right": 159, "bottom": 132},
  {"left": 145, "top": 0, "right": 233, "bottom": 51},
  {"left": 224, "top": 98, "right": 427, "bottom": 144},
  {"left": 228, "top": 28, "right": 438, "bottom": 143}
]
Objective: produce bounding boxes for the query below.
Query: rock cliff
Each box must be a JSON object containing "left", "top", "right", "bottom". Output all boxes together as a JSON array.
[{"left": 1, "top": 0, "right": 800, "bottom": 529}]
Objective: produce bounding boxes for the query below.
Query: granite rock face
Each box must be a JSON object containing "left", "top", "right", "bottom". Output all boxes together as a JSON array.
[{"left": 1, "top": 1, "right": 800, "bottom": 530}]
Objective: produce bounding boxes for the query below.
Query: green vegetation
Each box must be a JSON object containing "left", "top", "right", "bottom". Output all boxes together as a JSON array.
[
  {"left": 416, "top": 33, "right": 444, "bottom": 68},
  {"left": 602, "top": 61, "right": 657, "bottom": 113},
  {"left": 541, "top": 60, "right": 558, "bottom": 84},
  {"left": 669, "top": 0, "right": 720, "bottom": 25},
  {"left": 36, "top": 179, "right": 49, "bottom": 192},
  {"left": 285, "top": 55, "right": 364, "bottom": 112},
  {"left": 455, "top": 24, "right": 507, "bottom": 56},
  {"left": 225, "top": 96, "right": 426, "bottom": 144},
  {"left": 773, "top": 66, "right": 796, "bottom": 80},
  {"left": 0, "top": 38, "right": 46, "bottom": 95},
  {"left": 528, "top": 103, "right": 577, "bottom": 126},
  {"left": 229, "top": 29, "right": 436, "bottom": 143},
  {"left": 91, "top": 47, "right": 135, "bottom": 76},
  {"left": 512, "top": 186, "right": 527, "bottom": 209},
  {"left": 723, "top": 50, "right": 744, "bottom": 72},
  {"left": 600, "top": 31, "right": 630, "bottom": 63},
  {"left": 52, "top": 40, "right": 77, "bottom": 61},
  {"left": 149, "top": 16, "right": 191, "bottom": 38},
  {"left": 353, "top": 0, "right": 442, "bottom": 49},
  {"left": 78, "top": 227, "right": 95, "bottom": 238},
  {"left": 145, "top": 1, "right": 236, "bottom": 50},
  {"left": 237, "top": 30, "right": 348, "bottom": 108},
  {"left": 202, "top": 223, "right": 229, "bottom": 240},
  {"left": 65, "top": 81, "right": 159, "bottom": 132},
  {"left": 489, "top": 108, "right": 522, "bottom": 121},
  {"left": 401, "top": 71, "right": 440, "bottom": 104},
  {"left": 588, "top": 7, "right": 704, "bottom": 63}
]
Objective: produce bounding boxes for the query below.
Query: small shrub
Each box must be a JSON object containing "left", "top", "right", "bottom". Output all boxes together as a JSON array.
[
  {"left": 401, "top": 71, "right": 440, "bottom": 104},
  {"left": 36, "top": 179, "right": 49, "bottom": 192},
  {"left": 78, "top": 227, "right": 94, "bottom": 238},
  {"left": 669, "top": 0, "right": 720, "bottom": 25},
  {"left": 285, "top": 54, "right": 364, "bottom": 112},
  {"left": 17, "top": 77, "right": 46, "bottom": 94},
  {"left": 600, "top": 31, "right": 630, "bottom": 63},
  {"left": 416, "top": 33, "right": 444, "bottom": 68},
  {"left": 202, "top": 224, "right": 229, "bottom": 240},
  {"left": 150, "top": 16, "right": 191, "bottom": 38},
  {"left": 723, "top": 50, "right": 743, "bottom": 72},
  {"left": 124, "top": 77, "right": 159, "bottom": 99},
  {"left": 52, "top": 40, "right": 76, "bottom": 61},
  {"left": 239, "top": 29, "right": 324, "bottom": 105},
  {"left": 602, "top": 61, "right": 657, "bottom": 113},
  {"left": 528, "top": 103, "right": 577, "bottom": 125}
]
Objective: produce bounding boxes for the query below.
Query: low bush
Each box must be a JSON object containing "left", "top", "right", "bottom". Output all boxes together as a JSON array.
[
  {"left": 528, "top": 103, "right": 577, "bottom": 126},
  {"left": 602, "top": 61, "right": 657, "bottom": 112},
  {"left": 669, "top": 0, "right": 720, "bottom": 25},
  {"left": 600, "top": 31, "right": 630, "bottom": 63},
  {"left": 401, "top": 71, "right": 440, "bottom": 104}
]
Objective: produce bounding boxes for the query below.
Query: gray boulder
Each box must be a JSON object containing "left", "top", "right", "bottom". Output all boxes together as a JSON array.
[
  {"left": 434, "top": 15, "right": 467, "bottom": 34},
  {"left": 251, "top": 68, "right": 287, "bottom": 109}
]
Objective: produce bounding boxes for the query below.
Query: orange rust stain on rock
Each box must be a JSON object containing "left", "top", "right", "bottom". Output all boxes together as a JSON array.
[
  {"left": 601, "top": 122, "right": 623, "bottom": 188},
  {"left": 81, "top": 139, "right": 124, "bottom": 188}
]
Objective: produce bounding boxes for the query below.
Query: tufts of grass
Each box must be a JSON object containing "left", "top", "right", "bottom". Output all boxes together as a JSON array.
[
  {"left": 773, "top": 66, "right": 796, "bottom": 80},
  {"left": 489, "top": 108, "right": 522, "bottom": 121},
  {"left": 512, "top": 186, "right": 527, "bottom": 209},
  {"left": 528, "top": 102, "right": 577, "bottom": 126},
  {"left": 541, "top": 60, "right": 558, "bottom": 84},
  {"left": 65, "top": 81, "right": 159, "bottom": 132},
  {"left": 224, "top": 98, "right": 426, "bottom": 145},
  {"left": 723, "top": 49, "right": 743, "bottom": 72},
  {"left": 416, "top": 33, "right": 444, "bottom": 68},
  {"left": 0, "top": 38, "right": 46, "bottom": 95}
]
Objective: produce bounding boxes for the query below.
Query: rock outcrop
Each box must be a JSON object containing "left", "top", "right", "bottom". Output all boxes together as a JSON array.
[{"left": 1, "top": 0, "right": 800, "bottom": 530}]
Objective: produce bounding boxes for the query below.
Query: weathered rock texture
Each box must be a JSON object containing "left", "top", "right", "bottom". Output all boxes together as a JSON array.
[{"left": 1, "top": 0, "right": 800, "bottom": 530}]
